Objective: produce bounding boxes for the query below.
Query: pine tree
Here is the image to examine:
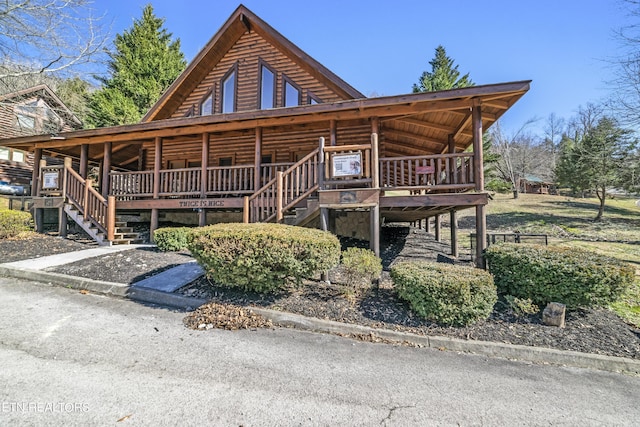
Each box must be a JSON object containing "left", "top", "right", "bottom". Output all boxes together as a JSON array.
[
  {"left": 413, "top": 45, "right": 473, "bottom": 93},
  {"left": 87, "top": 4, "right": 186, "bottom": 127}
]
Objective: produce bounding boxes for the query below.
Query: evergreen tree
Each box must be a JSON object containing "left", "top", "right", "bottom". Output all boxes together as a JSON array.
[
  {"left": 555, "top": 116, "right": 636, "bottom": 220},
  {"left": 413, "top": 45, "right": 473, "bottom": 93},
  {"left": 88, "top": 4, "right": 186, "bottom": 127}
]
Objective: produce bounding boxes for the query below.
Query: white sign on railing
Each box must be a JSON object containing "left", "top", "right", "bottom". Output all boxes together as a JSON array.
[
  {"left": 332, "top": 153, "right": 362, "bottom": 177},
  {"left": 42, "top": 171, "right": 60, "bottom": 189}
]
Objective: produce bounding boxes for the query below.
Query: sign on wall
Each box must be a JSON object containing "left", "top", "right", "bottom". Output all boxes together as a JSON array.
[{"left": 332, "top": 152, "right": 362, "bottom": 177}]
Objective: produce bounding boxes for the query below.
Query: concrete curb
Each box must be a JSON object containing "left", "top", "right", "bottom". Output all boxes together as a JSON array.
[
  {"left": 2, "top": 265, "right": 639, "bottom": 376},
  {"left": 0, "top": 265, "right": 207, "bottom": 310}
]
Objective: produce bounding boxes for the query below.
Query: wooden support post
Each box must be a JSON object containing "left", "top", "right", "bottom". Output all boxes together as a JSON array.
[
  {"left": 276, "top": 171, "right": 284, "bottom": 223},
  {"left": 318, "top": 136, "right": 325, "bottom": 189},
  {"left": 243, "top": 196, "right": 250, "bottom": 223},
  {"left": 35, "top": 207, "right": 43, "bottom": 233},
  {"left": 371, "top": 132, "right": 379, "bottom": 189},
  {"left": 370, "top": 204, "right": 380, "bottom": 257},
  {"left": 59, "top": 207, "right": 67, "bottom": 238},
  {"left": 80, "top": 144, "right": 89, "bottom": 179},
  {"left": 150, "top": 208, "right": 159, "bottom": 243},
  {"left": 254, "top": 127, "right": 262, "bottom": 190},
  {"left": 199, "top": 133, "right": 209, "bottom": 227},
  {"left": 450, "top": 210, "right": 458, "bottom": 257},
  {"left": 435, "top": 214, "right": 441, "bottom": 242},
  {"left": 472, "top": 100, "right": 486, "bottom": 268},
  {"left": 330, "top": 120, "right": 337, "bottom": 146},
  {"left": 107, "top": 196, "right": 116, "bottom": 241},
  {"left": 425, "top": 217, "right": 431, "bottom": 233},
  {"left": 32, "top": 148, "right": 42, "bottom": 196},
  {"left": 101, "top": 142, "right": 112, "bottom": 198},
  {"left": 475, "top": 205, "right": 487, "bottom": 268},
  {"left": 83, "top": 179, "right": 92, "bottom": 221}
]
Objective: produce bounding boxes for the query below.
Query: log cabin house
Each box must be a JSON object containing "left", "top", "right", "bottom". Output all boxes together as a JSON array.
[
  {"left": 0, "top": 5, "right": 529, "bottom": 266},
  {"left": 0, "top": 85, "right": 82, "bottom": 189}
]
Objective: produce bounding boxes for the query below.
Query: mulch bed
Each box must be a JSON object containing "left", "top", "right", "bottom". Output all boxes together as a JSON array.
[{"left": 1, "top": 228, "right": 639, "bottom": 359}]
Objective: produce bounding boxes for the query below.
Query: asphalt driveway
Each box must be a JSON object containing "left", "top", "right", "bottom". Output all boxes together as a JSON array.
[{"left": 0, "top": 277, "right": 638, "bottom": 426}]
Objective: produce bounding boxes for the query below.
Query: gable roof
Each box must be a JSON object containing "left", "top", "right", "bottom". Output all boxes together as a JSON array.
[
  {"left": 143, "top": 4, "right": 364, "bottom": 122},
  {"left": 0, "top": 84, "right": 83, "bottom": 129}
]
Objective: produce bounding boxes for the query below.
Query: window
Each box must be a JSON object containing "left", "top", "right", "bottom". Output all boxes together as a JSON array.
[
  {"left": 0, "top": 147, "right": 9, "bottom": 160},
  {"left": 218, "top": 157, "right": 233, "bottom": 166},
  {"left": 200, "top": 90, "right": 214, "bottom": 116},
  {"left": 259, "top": 62, "right": 275, "bottom": 110},
  {"left": 283, "top": 78, "right": 301, "bottom": 107},
  {"left": 16, "top": 114, "right": 35, "bottom": 130},
  {"left": 12, "top": 150, "right": 25, "bottom": 163},
  {"left": 221, "top": 66, "right": 237, "bottom": 113},
  {"left": 308, "top": 92, "right": 322, "bottom": 105}
]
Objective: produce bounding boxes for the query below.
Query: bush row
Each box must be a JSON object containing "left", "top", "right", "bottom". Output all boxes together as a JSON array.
[
  {"left": 187, "top": 222, "right": 341, "bottom": 293},
  {"left": 485, "top": 243, "right": 634, "bottom": 310},
  {"left": 0, "top": 209, "right": 33, "bottom": 239},
  {"left": 153, "top": 226, "right": 192, "bottom": 252},
  {"left": 391, "top": 261, "right": 497, "bottom": 326}
]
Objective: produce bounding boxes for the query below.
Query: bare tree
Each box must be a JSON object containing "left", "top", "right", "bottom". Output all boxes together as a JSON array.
[
  {"left": 0, "top": 0, "right": 108, "bottom": 93},
  {"left": 489, "top": 119, "right": 550, "bottom": 198},
  {"left": 543, "top": 113, "right": 565, "bottom": 173}
]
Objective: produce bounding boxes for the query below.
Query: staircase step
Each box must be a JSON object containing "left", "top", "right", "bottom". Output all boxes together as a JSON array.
[
  {"left": 115, "top": 226, "right": 134, "bottom": 233},
  {"left": 113, "top": 233, "right": 140, "bottom": 239}
]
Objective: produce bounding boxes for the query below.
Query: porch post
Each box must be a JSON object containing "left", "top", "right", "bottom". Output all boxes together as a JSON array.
[
  {"left": 199, "top": 133, "right": 209, "bottom": 226},
  {"left": 254, "top": 127, "right": 262, "bottom": 190},
  {"left": 435, "top": 214, "right": 441, "bottom": 241},
  {"left": 150, "top": 136, "right": 162, "bottom": 242},
  {"left": 330, "top": 120, "right": 337, "bottom": 146},
  {"left": 101, "top": 141, "right": 112, "bottom": 199},
  {"left": 31, "top": 148, "right": 42, "bottom": 196},
  {"left": 450, "top": 210, "right": 458, "bottom": 257},
  {"left": 370, "top": 118, "right": 380, "bottom": 256},
  {"left": 472, "top": 100, "right": 487, "bottom": 268},
  {"left": 79, "top": 144, "right": 89, "bottom": 179}
]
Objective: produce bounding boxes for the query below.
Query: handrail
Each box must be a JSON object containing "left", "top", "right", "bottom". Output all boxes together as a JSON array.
[
  {"left": 379, "top": 153, "right": 475, "bottom": 191},
  {"left": 64, "top": 163, "right": 115, "bottom": 241},
  {"left": 244, "top": 148, "right": 320, "bottom": 223}
]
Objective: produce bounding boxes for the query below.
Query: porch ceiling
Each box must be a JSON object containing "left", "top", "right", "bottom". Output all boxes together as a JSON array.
[{"left": 0, "top": 80, "right": 530, "bottom": 166}]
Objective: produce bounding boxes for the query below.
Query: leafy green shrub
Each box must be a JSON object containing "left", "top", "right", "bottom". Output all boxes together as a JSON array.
[
  {"left": 188, "top": 222, "right": 341, "bottom": 293},
  {"left": 485, "top": 243, "right": 634, "bottom": 310},
  {"left": 391, "top": 261, "right": 497, "bottom": 326},
  {"left": 0, "top": 209, "right": 33, "bottom": 239},
  {"left": 341, "top": 247, "right": 382, "bottom": 286},
  {"left": 154, "top": 227, "right": 192, "bottom": 251},
  {"left": 504, "top": 295, "right": 539, "bottom": 316}
]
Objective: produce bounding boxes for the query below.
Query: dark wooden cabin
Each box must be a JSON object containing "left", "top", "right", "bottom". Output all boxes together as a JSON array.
[
  {"left": 0, "top": 5, "right": 530, "bottom": 266},
  {"left": 0, "top": 85, "right": 82, "bottom": 188}
]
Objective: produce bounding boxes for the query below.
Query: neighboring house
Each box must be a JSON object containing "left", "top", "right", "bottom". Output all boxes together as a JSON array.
[
  {"left": 0, "top": 85, "right": 82, "bottom": 189},
  {"left": 0, "top": 5, "right": 529, "bottom": 264},
  {"left": 517, "top": 174, "right": 553, "bottom": 195}
]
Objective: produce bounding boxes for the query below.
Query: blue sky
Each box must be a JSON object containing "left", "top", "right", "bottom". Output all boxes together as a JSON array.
[{"left": 91, "top": 0, "right": 630, "bottom": 135}]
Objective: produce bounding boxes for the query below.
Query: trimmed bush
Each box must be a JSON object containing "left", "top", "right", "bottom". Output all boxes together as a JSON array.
[
  {"left": 154, "top": 227, "right": 193, "bottom": 251},
  {"left": 0, "top": 209, "right": 34, "bottom": 239},
  {"left": 485, "top": 243, "right": 635, "bottom": 309},
  {"left": 341, "top": 247, "right": 382, "bottom": 286},
  {"left": 188, "top": 222, "right": 341, "bottom": 293},
  {"left": 391, "top": 261, "right": 497, "bottom": 326}
]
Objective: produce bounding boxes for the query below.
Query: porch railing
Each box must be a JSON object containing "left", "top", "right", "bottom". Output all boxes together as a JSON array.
[
  {"left": 379, "top": 153, "right": 475, "bottom": 192},
  {"left": 206, "top": 165, "right": 254, "bottom": 195},
  {"left": 244, "top": 148, "right": 320, "bottom": 223}
]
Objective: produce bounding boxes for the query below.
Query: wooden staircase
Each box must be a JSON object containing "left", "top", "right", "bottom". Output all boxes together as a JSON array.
[
  {"left": 283, "top": 197, "right": 320, "bottom": 227},
  {"left": 64, "top": 206, "right": 143, "bottom": 245}
]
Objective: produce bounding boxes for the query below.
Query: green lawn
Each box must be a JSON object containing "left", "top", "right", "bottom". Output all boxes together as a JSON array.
[{"left": 456, "top": 193, "right": 640, "bottom": 327}]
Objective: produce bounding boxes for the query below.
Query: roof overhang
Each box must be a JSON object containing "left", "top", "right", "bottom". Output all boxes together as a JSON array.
[{"left": 0, "top": 80, "right": 530, "bottom": 163}]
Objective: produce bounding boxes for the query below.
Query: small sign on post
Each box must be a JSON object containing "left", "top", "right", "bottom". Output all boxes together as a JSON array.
[
  {"left": 416, "top": 165, "right": 435, "bottom": 174},
  {"left": 43, "top": 171, "right": 60, "bottom": 189},
  {"left": 332, "top": 152, "right": 362, "bottom": 178}
]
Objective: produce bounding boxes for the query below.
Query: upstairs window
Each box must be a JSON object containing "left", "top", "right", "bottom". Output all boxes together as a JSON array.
[
  {"left": 200, "top": 90, "right": 214, "bottom": 116},
  {"left": 308, "top": 92, "right": 322, "bottom": 105},
  {"left": 283, "top": 77, "right": 301, "bottom": 107},
  {"left": 221, "top": 66, "right": 237, "bottom": 113},
  {"left": 259, "top": 62, "right": 276, "bottom": 110}
]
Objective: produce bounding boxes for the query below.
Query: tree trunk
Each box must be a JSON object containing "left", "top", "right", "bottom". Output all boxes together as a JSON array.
[{"left": 595, "top": 187, "right": 605, "bottom": 221}]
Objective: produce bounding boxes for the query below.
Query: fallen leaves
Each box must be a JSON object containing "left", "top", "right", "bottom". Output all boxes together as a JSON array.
[{"left": 183, "top": 302, "right": 273, "bottom": 330}]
